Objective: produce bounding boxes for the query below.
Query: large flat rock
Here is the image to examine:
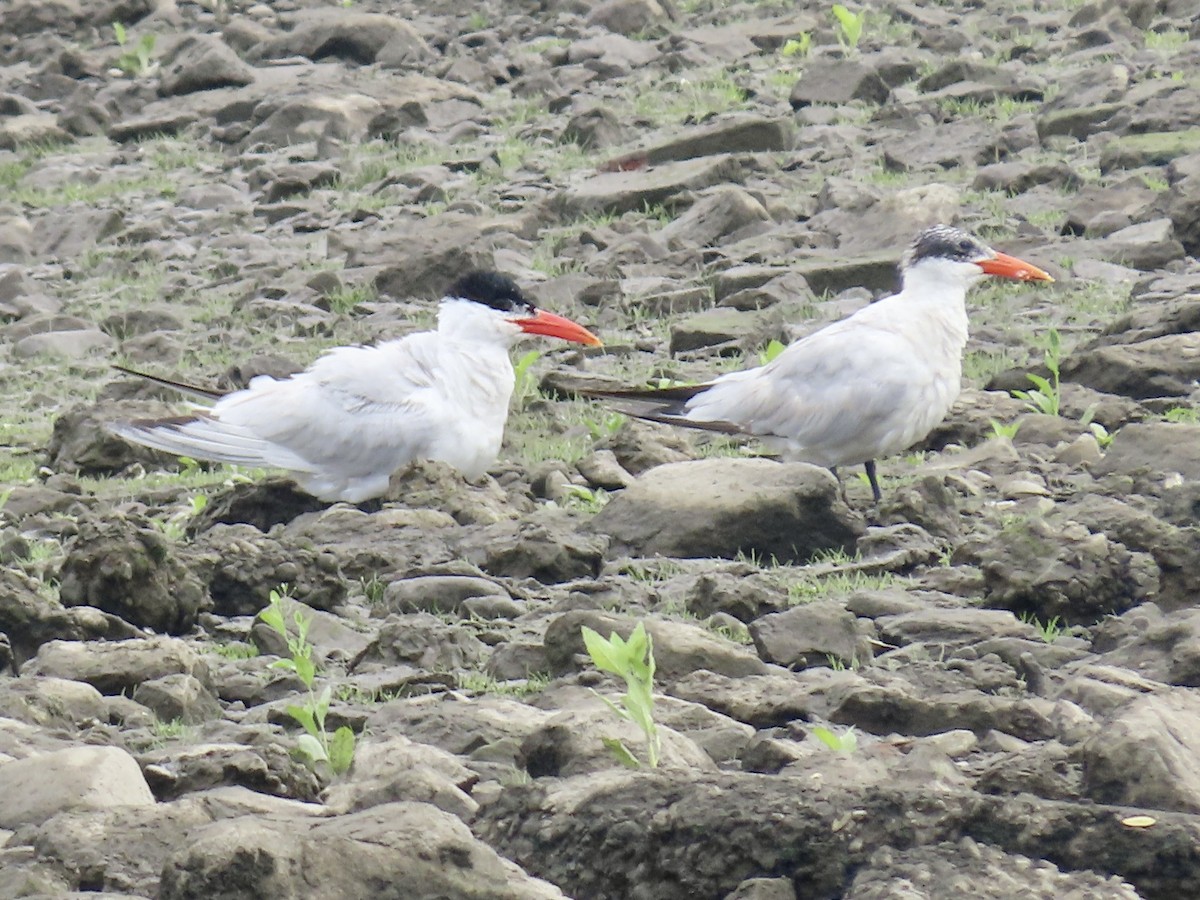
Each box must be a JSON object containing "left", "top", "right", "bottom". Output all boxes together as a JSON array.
[{"left": 589, "top": 458, "right": 864, "bottom": 562}]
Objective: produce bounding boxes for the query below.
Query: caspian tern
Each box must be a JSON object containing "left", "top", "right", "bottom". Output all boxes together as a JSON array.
[
  {"left": 108, "top": 270, "right": 601, "bottom": 503},
  {"left": 587, "top": 225, "right": 1053, "bottom": 502}
]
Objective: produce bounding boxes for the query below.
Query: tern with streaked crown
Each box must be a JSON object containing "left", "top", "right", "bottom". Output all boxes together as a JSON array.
[{"left": 583, "top": 225, "right": 1054, "bottom": 501}]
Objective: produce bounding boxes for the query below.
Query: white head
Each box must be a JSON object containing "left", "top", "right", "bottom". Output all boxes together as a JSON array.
[
  {"left": 437, "top": 270, "right": 601, "bottom": 348},
  {"left": 900, "top": 225, "right": 1054, "bottom": 294}
]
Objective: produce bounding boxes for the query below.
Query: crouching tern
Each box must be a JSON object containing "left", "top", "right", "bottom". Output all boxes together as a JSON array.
[
  {"left": 108, "top": 270, "right": 601, "bottom": 503},
  {"left": 585, "top": 225, "right": 1053, "bottom": 501}
]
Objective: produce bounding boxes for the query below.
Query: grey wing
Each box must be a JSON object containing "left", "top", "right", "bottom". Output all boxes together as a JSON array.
[
  {"left": 682, "top": 325, "right": 941, "bottom": 465},
  {"left": 213, "top": 336, "right": 444, "bottom": 471}
]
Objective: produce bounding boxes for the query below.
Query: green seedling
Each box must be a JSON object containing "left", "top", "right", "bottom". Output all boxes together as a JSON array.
[
  {"left": 989, "top": 418, "right": 1022, "bottom": 440},
  {"left": 1020, "top": 611, "right": 1063, "bottom": 643},
  {"left": 258, "top": 587, "right": 356, "bottom": 775},
  {"left": 811, "top": 725, "right": 858, "bottom": 753},
  {"left": 1088, "top": 422, "right": 1114, "bottom": 449},
  {"left": 513, "top": 349, "right": 542, "bottom": 406},
  {"left": 1163, "top": 406, "right": 1199, "bottom": 424},
  {"left": 781, "top": 33, "right": 812, "bottom": 58},
  {"left": 758, "top": 338, "right": 787, "bottom": 365},
  {"left": 113, "top": 23, "right": 157, "bottom": 76},
  {"left": 831, "top": 4, "right": 866, "bottom": 51},
  {"left": 563, "top": 484, "right": 609, "bottom": 512},
  {"left": 581, "top": 622, "right": 661, "bottom": 768},
  {"left": 584, "top": 411, "right": 626, "bottom": 440},
  {"left": 1012, "top": 327, "right": 1062, "bottom": 417}
]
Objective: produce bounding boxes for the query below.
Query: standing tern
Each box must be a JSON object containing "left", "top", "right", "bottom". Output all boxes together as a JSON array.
[
  {"left": 585, "top": 225, "right": 1053, "bottom": 502},
  {"left": 108, "top": 270, "right": 601, "bottom": 503}
]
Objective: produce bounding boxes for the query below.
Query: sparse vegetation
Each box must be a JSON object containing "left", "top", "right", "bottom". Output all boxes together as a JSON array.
[
  {"left": 831, "top": 4, "right": 866, "bottom": 51},
  {"left": 112, "top": 23, "right": 157, "bottom": 76},
  {"left": 1012, "top": 327, "right": 1063, "bottom": 417},
  {"left": 258, "top": 587, "right": 356, "bottom": 776},
  {"left": 581, "top": 622, "right": 661, "bottom": 769},
  {"left": 810, "top": 725, "right": 858, "bottom": 753}
]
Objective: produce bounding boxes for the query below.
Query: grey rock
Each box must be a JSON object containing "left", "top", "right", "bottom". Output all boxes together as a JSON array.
[
  {"left": 131, "top": 673, "right": 222, "bottom": 725},
  {"left": 829, "top": 678, "right": 1056, "bottom": 741},
  {"left": 159, "top": 802, "right": 567, "bottom": 900},
  {"left": 1096, "top": 218, "right": 1186, "bottom": 269},
  {"left": 590, "top": 459, "right": 864, "bottom": 563},
  {"left": 750, "top": 602, "right": 871, "bottom": 669},
  {"left": 0, "top": 746, "right": 153, "bottom": 829},
  {"left": 875, "top": 608, "right": 1034, "bottom": 650},
  {"left": 635, "top": 115, "right": 794, "bottom": 164},
  {"left": 1063, "top": 335, "right": 1200, "bottom": 399},
  {"left": 1092, "top": 422, "right": 1200, "bottom": 481},
  {"left": 1093, "top": 606, "right": 1200, "bottom": 688},
  {"left": 1099, "top": 128, "right": 1200, "bottom": 172},
  {"left": 140, "top": 740, "right": 322, "bottom": 802},
  {"left": 659, "top": 186, "right": 772, "bottom": 250},
  {"left": 463, "top": 514, "right": 606, "bottom": 583},
  {"left": 189, "top": 523, "right": 346, "bottom": 616},
  {"left": 12, "top": 328, "right": 114, "bottom": 359},
  {"left": 566, "top": 33, "right": 659, "bottom": 75},
  {"left": 846, "top": 840, "right": 1139, "bottom": 900},
  {"left": 576, "top": 449, "right": 635, "bottom": 490},
  {"left": 158, "top": 34, "right": 254, "bottom": 96},
  {"left": 259, "top": 11, "right": 429, "bottom": 65},
  {"left": 1082, "top": 692, "right": 1200, "bottom": 813},
  {"left": 384, "top": 575, "right": 509, "bottom": 616},
  {"left": 0, "top": 567, "right": 139, "bottom": 668},
  {"left": 790, "top": 59, "right": 890, "bottom": 106},
  {"left": 658, "top": 570, "right": 789, "bottom": 622},
  {"left": 669, "top": 305, "right": 782, "bottom": 353},
  {"left": 544, "top": 610, "right": 768, "bottom": 680},
  {"left": 57, "top": 515, "right": 208, "bottom": 635},
  {"left": 28, "top": 637, "right": 211, "bottom": 695},
  {"left": 31, "top": 207, "right": 122, "bottom": 260},
  {"left": 324, "top": 734, "right": 478, "bottom": 819},
  {"left": 244, "top": 93, "right": 383, "bottom": 149},
  {"left": 964, "top": 515, "right": 1157, "bottom": 624},
  {"left": 971, "top": 160, "right": 1081, "bottom": 193},
  {"left": 354, "top": 613, "right": 489, "bottom": 673},
  {"left": 585, "top": 0, "right": 669, "bottom": 36},
  {"left": 1036, "top": 102, "right": 1123, "bottom": 139},
  {"left": 0, "top": 676, "right": 106, "bottom": 729},
  {"left": 0, "top": 213, "right": 33, "bottom": 263},
  {"left": 725, "top": 877, "right": 796, "bottom": 900},
  {"left": 476, "top": 771, "right": 1185, "bottom": 900},
  {"left": 561, "top": 107, "right": 628, "bottom": 149},
  {"left": 521, "top": 703, "right": 716, "bottom": 776},
  {"left": 0, "top": 113, "right": 70, "bottom": 150},
  {"left": 558, "top": 155, "right": 742, "bottom": 217}
]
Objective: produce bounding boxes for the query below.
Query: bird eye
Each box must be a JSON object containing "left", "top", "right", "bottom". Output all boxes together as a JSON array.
[{"left": 957, "top": 239, "right": 973, "bottom": 253}]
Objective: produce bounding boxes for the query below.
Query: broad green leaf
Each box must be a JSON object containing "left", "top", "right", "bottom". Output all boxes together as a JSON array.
[
  {"left": 601, "top": 737, "right": 641, "bottom": 769},
  {"left": 258, "top": 604, "right": 286, "bottom": 634},
  {"left": 286, "top": 704, "right": 319, "bottom": 738},
  {"left": 329, "top": 726, "right": 356, "bottom": 774},
  {"left": 581, "top": 626, "right": 624, "bottom": 676},
  {"left": 269, "top": 658, "right": 298, "bottom": 674},
  {"left": 293, "top": 654, "right": 316, "bottom": 688},
  {"left": 296, "top": 733, "right": 329, "bottom": 764},
  {"left": 811, "top": 725, "right": 842, "bottom": 750}
]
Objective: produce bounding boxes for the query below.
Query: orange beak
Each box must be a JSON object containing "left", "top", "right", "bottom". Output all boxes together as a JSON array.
[
  {"left": 515, "top": 309, "right": 602, "bottom": 346},
  {"left": 977, "top": 251, "right": 1055, "bottom": 282}
]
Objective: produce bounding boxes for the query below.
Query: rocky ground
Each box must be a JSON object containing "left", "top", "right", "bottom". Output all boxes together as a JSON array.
[{"left": 1, "top": 0, "right": 1200, "bottom": 897}]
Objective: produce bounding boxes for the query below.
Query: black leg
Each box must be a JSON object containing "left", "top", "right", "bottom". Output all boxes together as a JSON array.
[{"left": 864, "top": 460, "right": 882, "bottom": 503}]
